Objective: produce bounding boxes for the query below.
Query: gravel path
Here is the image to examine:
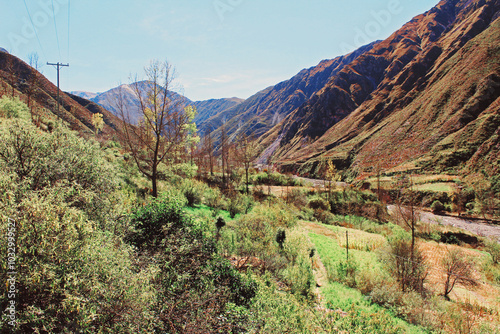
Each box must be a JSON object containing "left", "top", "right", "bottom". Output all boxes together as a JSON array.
[{"left": 388, "top": 205, "right": 500, "bottom": 242}]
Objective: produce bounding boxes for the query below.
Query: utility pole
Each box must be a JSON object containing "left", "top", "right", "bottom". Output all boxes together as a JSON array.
[{"left": 47, "top": 62, "right": 69, "bottom": 114}]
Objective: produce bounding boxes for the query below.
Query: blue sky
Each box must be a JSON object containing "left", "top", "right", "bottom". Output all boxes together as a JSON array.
[{"left": 2, "top": 0, "right": 439, "bottom": 101}]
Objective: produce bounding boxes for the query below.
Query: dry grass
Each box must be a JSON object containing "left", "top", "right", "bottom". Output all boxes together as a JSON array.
[{"left": 420, "top": 242, "right": 500, "bottom": 312}]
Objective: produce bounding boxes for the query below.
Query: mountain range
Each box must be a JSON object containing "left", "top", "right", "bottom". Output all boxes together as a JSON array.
[
  {"left": 71, "top": 86, "right": 243, "bottom": 127},
  {"left": 2, "top": 0, "right": 499, "bottom": 180},
  {"left": 265, "top": 0, "right": 500, "bottom": 179}
]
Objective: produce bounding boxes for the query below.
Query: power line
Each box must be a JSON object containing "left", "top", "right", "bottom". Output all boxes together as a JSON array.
[
  {"left": 23, "top": 0, "right": 46, "bottom": 59},
  {"left": 67, "top": 0, "right": 71, "bottom": 62},
  {"left": 51, "top": 0, "right": 62, "bottom": 60}
]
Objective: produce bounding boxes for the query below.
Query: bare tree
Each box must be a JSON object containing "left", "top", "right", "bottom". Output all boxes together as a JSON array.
[
  {"left": 387, "top": 236, "right": 428, "bottom": 293},
  {"left": 25, "top": 53, "right": 42, "bottom": 110},
  {"left": 4, "top": 55, "right": 18, "bottom": 97},
  {"left": 205, "top": 128, "right": 215, "bottom": 176},
  {"left": 234, "top": 133, "right": 261, "bottom": 194},
  {"left": 220, "top": 121, "right": 228, "bottom": 187},
  {"left": 117, "top": 60, "right": 192, "bottom": 197},
  {"left": 393, "top": 174, "right": 420, "bottom": 261},
  {"left": 442, "top": 248, "right": 478, "bottom": 300}
]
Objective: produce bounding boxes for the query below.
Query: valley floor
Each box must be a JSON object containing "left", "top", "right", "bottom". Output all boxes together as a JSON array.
[{"left": 388, "top": 205, "right": 500, "bottom": 242}]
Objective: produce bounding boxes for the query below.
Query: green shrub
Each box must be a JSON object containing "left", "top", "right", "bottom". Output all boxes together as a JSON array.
[
  {"left": 127, "top": 188, "right": 186, "bottom": 248},
  {"left": 0, "top": 96, "right": 30, "bottom": 119},
  {"left": 466, "top": 202, "right": 475, "bottom": 213},
  {"left": 203, "top": 186, "right": 227, "bottom": 210},
  {"left": 251, "top": 171, "right": 303, "bottom": 186},
  {"left": 128, "top": 194, "right": 257, "bottom": 332},
  {"left": 334, "top": 260, "right": 358, "bottom": 288},
  {"left": 227, "top": 192, "right": 254, "bottom": 218},
  {"left": 0, "top": 119, "right": 118, "bottom": 222},
  {"left": 335, "top": 306, "right": 406, "bottom": 334},
  {"left": 485, "top": 238, "right": 500, "bottom": 264},
  {"left": 308, "top": 196, "right": 330, "bottom": 211},
  {"left": 248, "top": 275, "right": 326, "bottom": 333},
  {"left": 431, "top": 200, "right": 445, "bottom": 213},
  {"left": 0, "top": 121, "right": 153, "bottom": 333},
  {"left": 159, "top": 162, "right": 198, "bottom": 184},
  {"left": 178, "top": 178, "right": 207, "bottom": 207},
  {"left": 286, "top": 188, "right": 308, "bottom": 208},
  {"left": 314, "top": 209, "right": 336, "bottom": 225}
]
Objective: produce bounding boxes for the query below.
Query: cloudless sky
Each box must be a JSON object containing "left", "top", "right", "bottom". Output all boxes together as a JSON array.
[{"left": 2, "top": 0, "right": 439, "bottom": 101}]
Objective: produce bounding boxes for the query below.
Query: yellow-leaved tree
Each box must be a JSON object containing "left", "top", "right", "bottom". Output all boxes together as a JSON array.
[{"left": 91, "top": 112, "right": 104, "bottom": 135}]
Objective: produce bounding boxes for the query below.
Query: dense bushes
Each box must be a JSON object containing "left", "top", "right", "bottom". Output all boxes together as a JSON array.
[
  {"left": 251, "top": 171, "right": 303, "bottom": 187},
  {"left": 127, "top": 193, "right": 257, "bottom": 333},
  {"left": 0, "top": 119, "right": 117, "bottom": 223},
  {"left": 329, "top": 190, "right": 389, "bottom": 222},
  {"left": 0, "top": 119, "right": 156, "bottom": 332},
  {"left": 0, "top": 117, "right": 258, "bottom": 333},
  {"left": 218, "top": 201, "right": 316, "bottom": 301},
  {"left": 0, "top": 96, "right": 30, "bottom": 119}
]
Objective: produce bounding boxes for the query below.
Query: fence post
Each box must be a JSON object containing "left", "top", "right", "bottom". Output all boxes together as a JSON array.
[{"left": 346, "top": 231, "right": 349, "bottom": 262}]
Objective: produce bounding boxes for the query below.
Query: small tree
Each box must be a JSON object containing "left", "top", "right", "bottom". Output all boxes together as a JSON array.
[
  {"left": 91, "top": 112, "right": 104, "bottom": 135},
  {"left": 276, "top": 229, "right": 286, "bottom": 250},
  {"left": 234, "top": 133, "right": 261, "bottom": 194},
  {"left": 485, "top": 238, "right": 500, "bottom": 264},
  {"left": 442, "top": 248, "right": 478, "bottom": 300},
  {"left": 393, "top": 174, "right": 420, "bottom": 261},
  {"left": 25, "top": 52, "right": 42, "bottom": 111},
  {"left": 325, "top": 160, "right": 341, "bottom": 200},
  {"left": 386, "top": 235, "right": 428, "bottom": 293}
]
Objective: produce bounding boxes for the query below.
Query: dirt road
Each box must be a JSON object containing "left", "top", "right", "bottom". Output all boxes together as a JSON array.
[{"left": 388, "top": 205, "right": 500, "bottom": 242}]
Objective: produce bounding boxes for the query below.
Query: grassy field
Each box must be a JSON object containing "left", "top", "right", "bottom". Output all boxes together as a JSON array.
[
  {"left": 413, "top": 182, "right": 455, "bottom": 192},
  {"left": 308, "top": 231, "right": 427, "bottom": 334},
  {"left": 303, "top": 216, "right": 500, "bottom": 333},
  {"left": 364, "top": 174, "right": 460, "bottom": 192},
  {"left": 184, "top": 204, "right": 237, "bottom": 222}
]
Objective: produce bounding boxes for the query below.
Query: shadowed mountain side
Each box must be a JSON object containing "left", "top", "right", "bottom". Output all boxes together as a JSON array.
[
  {"left": 266, "top": 0, "right": 499, "bottom": 178},
  {"left": 193, "top": 97, "right": 244, "bottom": 127},
  {"left": 199, "top": 42, "right": 379, "bottom": 145}
]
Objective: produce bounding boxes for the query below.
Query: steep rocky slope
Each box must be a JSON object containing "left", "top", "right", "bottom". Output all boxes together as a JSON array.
[
  {"left": 264, "top": 0, "right": 500, "bottom": 178},
  {"left": 199, "top": 42, "right": 378, "bottom": 143},
  {"left": 193, "top": 97, "right": 244, "bottom": 127}
]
